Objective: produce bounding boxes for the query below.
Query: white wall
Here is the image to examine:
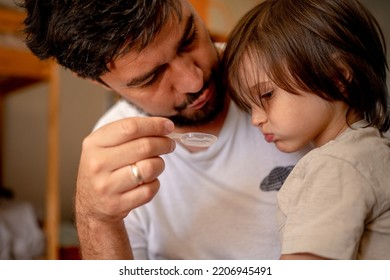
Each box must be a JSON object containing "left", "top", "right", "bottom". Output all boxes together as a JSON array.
[{"left": 3, "top": 69, "right": 110, "bottom": 221}]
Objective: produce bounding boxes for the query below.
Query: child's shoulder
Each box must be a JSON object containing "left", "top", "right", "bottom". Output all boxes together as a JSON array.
[
  {"left": 321, "top": 124, "right": 389, "bottom": 160},
  {"left": 304, "top": 124, "right": 390, "bottom": 186},
  {"left": 294, "top": 123, "right": 389, "bottom": 176}
]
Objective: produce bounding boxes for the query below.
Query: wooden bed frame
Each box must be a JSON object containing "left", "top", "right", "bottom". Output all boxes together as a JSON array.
[{"left": 0, "top": 6, "right": 60, "bottom": 260}]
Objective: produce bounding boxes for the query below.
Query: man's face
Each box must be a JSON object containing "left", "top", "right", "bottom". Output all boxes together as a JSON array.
[{"left": 100, "top": 1, "right": 225, "bottom": 127}]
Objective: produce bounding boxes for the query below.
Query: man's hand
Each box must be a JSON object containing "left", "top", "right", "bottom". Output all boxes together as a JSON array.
[{"left": 75, "top": 117, "right": 175, "bottom": 259}]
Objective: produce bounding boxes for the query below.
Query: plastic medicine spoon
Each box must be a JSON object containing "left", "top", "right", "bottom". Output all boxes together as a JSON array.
[{"left": 167, "top": 132, "right": 218, "bottom": 147}]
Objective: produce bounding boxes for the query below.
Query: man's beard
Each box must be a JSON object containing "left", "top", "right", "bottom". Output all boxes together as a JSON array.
[{"left": 167, "top": 69, "right": 226, "bottom": 127}]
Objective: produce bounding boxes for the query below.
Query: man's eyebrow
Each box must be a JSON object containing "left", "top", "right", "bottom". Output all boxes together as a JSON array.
[
  {"left": 125, "top": 14, "right": 194, "bottom": 88},
  {"left": 176, "top": 14, "right": 194, "bottom": 51},
  {"left": 125, "top": 65, "right": 161, "bottom": 87}
]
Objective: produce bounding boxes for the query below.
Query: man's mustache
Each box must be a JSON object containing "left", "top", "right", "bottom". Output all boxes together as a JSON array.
[{"left": 174, "top": 79, "right": 211, "bottom": 112}]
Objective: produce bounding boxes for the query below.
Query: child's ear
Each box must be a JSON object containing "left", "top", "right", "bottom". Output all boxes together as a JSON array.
[
  {"left": 332, "top": 53, "right": 352, "bottom": 93},
  {"left": 338, "top": 63, "right": 352, "bottom": 83}
]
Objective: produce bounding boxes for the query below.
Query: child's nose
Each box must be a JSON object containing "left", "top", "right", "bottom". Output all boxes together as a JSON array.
[{"left": 251, "top": 106, "right": 267, "bottom": 127}]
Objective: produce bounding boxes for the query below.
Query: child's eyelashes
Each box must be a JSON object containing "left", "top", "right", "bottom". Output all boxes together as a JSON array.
[{"left": 260, "top": 91, "right": 274, "bottom": 100}]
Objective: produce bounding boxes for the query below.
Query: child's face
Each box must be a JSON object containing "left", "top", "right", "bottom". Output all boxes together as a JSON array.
[{"left": 242, "top": 57, "right": 350, "bottom": 152}]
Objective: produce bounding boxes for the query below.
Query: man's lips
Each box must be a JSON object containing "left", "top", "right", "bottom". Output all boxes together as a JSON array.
[{"left": 186, "top": 88, "right": 211, "bottom": 110}]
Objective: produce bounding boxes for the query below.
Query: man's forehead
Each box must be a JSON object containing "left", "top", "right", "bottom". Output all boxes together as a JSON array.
[{"left": 103, "top": 6, "right": 194, "bottom": 86}]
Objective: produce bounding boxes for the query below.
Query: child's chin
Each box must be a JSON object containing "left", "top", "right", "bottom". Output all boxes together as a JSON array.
[{"left": 274, "top": 142, "right": 300, "bottom": 153}]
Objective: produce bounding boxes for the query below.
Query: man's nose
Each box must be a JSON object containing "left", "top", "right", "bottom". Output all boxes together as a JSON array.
[
  {"left": 251, "top": 106, "right": 267, "bottom": 127},
  {"left": 170, "top": 56, "right": 203, "bottom": 94}
]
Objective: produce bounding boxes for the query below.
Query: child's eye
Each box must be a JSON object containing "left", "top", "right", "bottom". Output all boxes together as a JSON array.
[{"left": 260, "top": 91, "right": 273, "bottom": 99}]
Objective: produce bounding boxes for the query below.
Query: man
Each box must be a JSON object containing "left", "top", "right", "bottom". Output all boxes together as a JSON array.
[{"left": 22, "top": 0, "right": 307, "bottom": 259}]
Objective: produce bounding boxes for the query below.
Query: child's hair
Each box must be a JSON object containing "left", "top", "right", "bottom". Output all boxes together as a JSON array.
[{"left": 222, "top": 0, "right": 390, "bottom": 132}]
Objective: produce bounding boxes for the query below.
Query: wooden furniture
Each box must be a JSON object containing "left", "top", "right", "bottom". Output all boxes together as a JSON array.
[
  {"left": 189, "top": 0, "right": 227, "bottom": 42},
  {"left": 0, "top": 6, "right": 60, "bottom": 260}
]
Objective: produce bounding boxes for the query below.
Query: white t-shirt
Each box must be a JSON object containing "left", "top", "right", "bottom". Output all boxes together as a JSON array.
[{"left": 94, "top": 99, "right": 308, "bottom": 259}]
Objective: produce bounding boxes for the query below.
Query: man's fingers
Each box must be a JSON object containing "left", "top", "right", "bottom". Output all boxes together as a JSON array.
[
  {"left": 75, "top": 116, "right": 174, "bottom": 222},
  {"left": 120, "top": 180, "right": 160, "bottom": 211},
  {"left": 107, "top": 157, "right": 165, "bottom": 194},
  {"left": 88, "top": 117, "right": 174, "bottom": 147},
  {"left": 86, "top": 136, "right": 175, "bottom": 173}
]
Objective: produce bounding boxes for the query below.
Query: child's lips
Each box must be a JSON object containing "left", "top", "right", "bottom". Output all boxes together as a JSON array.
[{"left": 264, "top": 133, "right": 274, "bottom": 143}]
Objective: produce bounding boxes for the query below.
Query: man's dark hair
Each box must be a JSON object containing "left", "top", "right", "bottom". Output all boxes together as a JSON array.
[{"left": 22, "top": 0, "right": 182, "bottom": 80}]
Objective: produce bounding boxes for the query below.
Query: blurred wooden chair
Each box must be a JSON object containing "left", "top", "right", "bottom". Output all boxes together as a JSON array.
[
  {"left": 189, "top": 0, "right": 209, "bottom": 22},
  {"left": 189, "top": 0, "right": 227, "bottom": 42}
]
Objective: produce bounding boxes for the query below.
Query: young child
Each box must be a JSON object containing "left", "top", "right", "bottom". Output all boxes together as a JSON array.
[{"left": 222, "top": 0, "right": 390, "bottom": 259}]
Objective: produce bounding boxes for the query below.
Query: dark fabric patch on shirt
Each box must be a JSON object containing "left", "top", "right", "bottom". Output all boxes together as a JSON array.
[{"left": 260, "top": 166, "right": 294, "bottom": 191}]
